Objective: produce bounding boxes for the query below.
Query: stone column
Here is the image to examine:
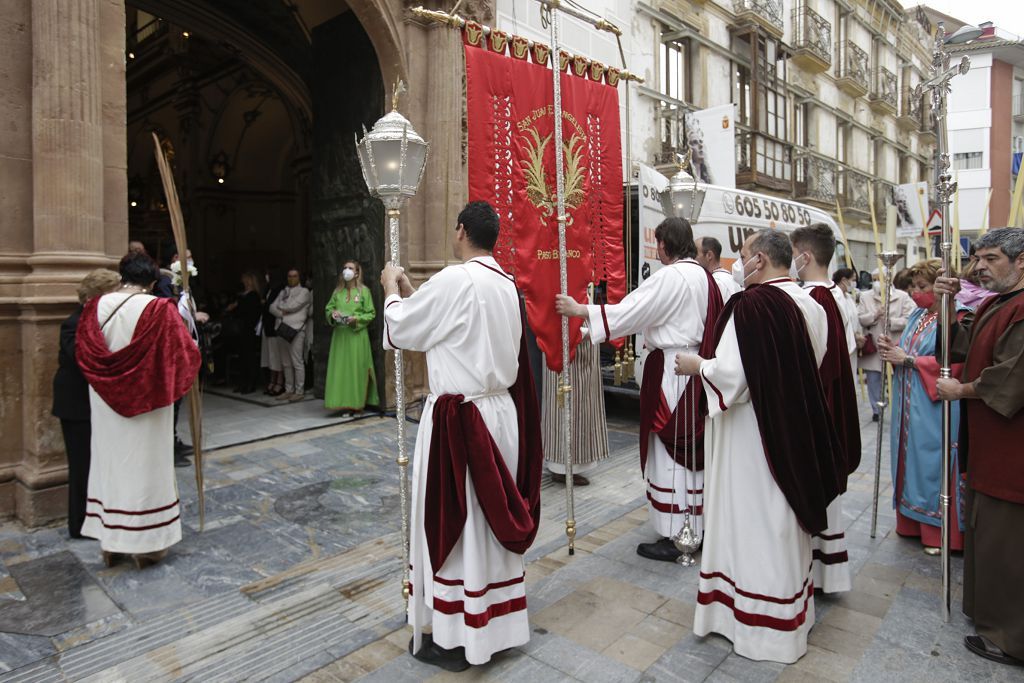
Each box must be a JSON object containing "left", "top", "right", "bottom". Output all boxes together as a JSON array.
[{"left": 0, "top": 0, "right": 125, "bottom": 525}]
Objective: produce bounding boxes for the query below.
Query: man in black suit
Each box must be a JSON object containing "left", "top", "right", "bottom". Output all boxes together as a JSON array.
[{"left": 52, "top": 269, "right": 121, "bottom": 538}]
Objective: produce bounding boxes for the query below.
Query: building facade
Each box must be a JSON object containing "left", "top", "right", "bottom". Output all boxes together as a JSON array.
[
  {"left": 496, "top": 0, "right": 937, "bottom": 270},
  {"left": 918, "top": 9, "right": 1024, "bottom": 233}
]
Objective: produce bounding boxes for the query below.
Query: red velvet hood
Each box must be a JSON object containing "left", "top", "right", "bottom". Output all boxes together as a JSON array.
[{"left": 76, "top": 295, "right": 201, "bottom": 418}]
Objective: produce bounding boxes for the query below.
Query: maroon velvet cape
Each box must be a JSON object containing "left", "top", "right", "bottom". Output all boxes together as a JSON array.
[
  {"left": 638, "top": 266, "right": 724, "bottom": 474},
  {"left": 424, "top": 325, "right": 543, "bottom": 573},
  {"left": 711, "top": 284, "right": 843, "bottom": 534},
  {"left": 808, "top": 286, "right": 862, "bottom": 482},
  {"left": 961, "top": 291, "right": 1024, "bottom": 504},
  {"left": 76, "top": 295, "right": 201, "bottom": 418}
]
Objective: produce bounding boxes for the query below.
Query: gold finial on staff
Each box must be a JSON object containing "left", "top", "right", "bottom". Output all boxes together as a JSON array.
[{"left": 392, "top": 80, "right": 407, "bottom": 112}]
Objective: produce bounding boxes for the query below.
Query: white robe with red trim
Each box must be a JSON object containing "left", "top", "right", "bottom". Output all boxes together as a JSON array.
[
  {"left": 587, "top": 259, "right": 712, "bottom": 541},
  {"left": 801, "top": 281, "right": 854, "bottom": 594},
  {"left": 80, "top": 292, "right": 183, "bottom": 554},
  {"left": 697, "top": 279, "right": 827, "bottom": 663},
  {"left": 383, "top": 255, "right": 528, "bottom": 665}
]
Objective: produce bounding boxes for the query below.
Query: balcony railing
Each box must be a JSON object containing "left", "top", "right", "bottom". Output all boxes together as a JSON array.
[
  {"left": 1014, "top": 92, "right": 1024, "bottom": 120},
  {"left": 836, "top": 41, "right": 869, "bottom": 97},
  {"left": 736, "top": 130, "right": 793, "bottom": 192},
  {"left": 869, "top": 67, "right": 898, "bottom": 114},
  {"left": 791, "top": 3, "right": 831, "bottom": 71},
  {"left": 733, "top": 0, "right": 784, "bottom": 38},
  {"left": 795, "top": 155, "right": 837, "bottom": 205},
  {"left": 839, "top": 169, "right": 871, "bottom": 213}
]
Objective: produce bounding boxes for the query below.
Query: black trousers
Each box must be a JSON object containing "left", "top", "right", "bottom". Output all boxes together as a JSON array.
[{"left": 59, "top": 419, "right": 91, "bottom": 538}]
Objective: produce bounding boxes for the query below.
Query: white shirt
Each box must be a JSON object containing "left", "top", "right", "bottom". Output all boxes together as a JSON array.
[
  {"left": 585, "top": 259, "right": 711, "bottom": 352},
  {"left": 712, "top": 267, "right": 742, "bottom": 303},
  {"left": 383, "top": 256, "right": 521, "bottom": 397},
  {"left": 801, "top": 281, "right": 857, "bottom": 364}
]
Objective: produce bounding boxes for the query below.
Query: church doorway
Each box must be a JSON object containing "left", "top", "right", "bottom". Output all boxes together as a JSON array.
[{"left": 123, "top": 0, "right": 392, "bottom": 440}]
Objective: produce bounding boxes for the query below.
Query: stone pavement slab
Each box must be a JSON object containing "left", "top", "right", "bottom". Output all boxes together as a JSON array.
[{"left": 0, "top": 396, "right": 1005, "bottom": 682}]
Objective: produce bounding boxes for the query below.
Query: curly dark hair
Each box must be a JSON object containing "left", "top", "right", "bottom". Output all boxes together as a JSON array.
[{"left": 119, "top": 251, "right": 160, "bottom": 287}]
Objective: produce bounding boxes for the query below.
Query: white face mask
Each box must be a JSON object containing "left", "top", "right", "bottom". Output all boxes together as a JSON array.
[
  {"left": 872, "top": 280, "right": 882, "bottom": 295},
  {"left": 342, "top": 268, "right": 355, "bottom": 282},
  {"left": 732, "top": 256, "right": 759, "bottom": 288},
  {"left": 790, "top": 253, "right": 808, "bottom": 281}
]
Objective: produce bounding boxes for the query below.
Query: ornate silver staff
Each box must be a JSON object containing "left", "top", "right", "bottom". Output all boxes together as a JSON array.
[
  {"left": 913, "top": 20, "right": 981, "bottom": 622},
  {"left": 870, "top": 250, "right": 902, "bottom": 541},
  {"left": 544, "top": 3, "right": 576, "bottom": 555},
  {"left": 355, "top": 82, "right": 429, "bottom": 601},
  {"left": 671, "top": 383, "right": 699, "bottom": 566}
]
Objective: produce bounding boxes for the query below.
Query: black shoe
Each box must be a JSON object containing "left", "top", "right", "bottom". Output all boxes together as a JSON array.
[
  {"left": 174, "top": 439, "right": 193, "bottom": 456},
  {"left": 965, "top": 634, "right": 1023, "bottom": 666},
  {"left": 409, "top": 635, "right": 470, "bottom": 672},
  {"left": 174, "top": 454, "right": 192, "bottom": 468},
  {"left": 872, "top": 414, "right": 879, "bottom": 422},
  {"left": 637, "top": 537, "right": 684, "bottom": 563}
]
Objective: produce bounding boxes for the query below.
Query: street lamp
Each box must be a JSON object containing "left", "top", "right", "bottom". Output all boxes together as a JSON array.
[
  {"left": 355, "top": 82, "right": 429, "bottom": 603},
  {"left": 914, "top": 20, "right": 981, "bottom": 623}
]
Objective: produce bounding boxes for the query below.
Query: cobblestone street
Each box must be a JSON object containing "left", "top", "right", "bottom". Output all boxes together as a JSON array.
[{"left": 0, "top": 396, "right": 1013, "bottom": 682}]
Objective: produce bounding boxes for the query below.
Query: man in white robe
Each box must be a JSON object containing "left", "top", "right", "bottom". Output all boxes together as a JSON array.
[
  {"left": 697, "top": 236, "right": 742, "bottom": 302},
  {"left": 382, "top": 201, "right": 542, "bottom": 670},
  {"left": 792, "top": 225, "right": 863, "bottom": 595},
  {"left": 76, "top": 252, "right": 201, "bottom": 568},
  {"left": 676, "top": 230, "right": 842, "bottom": 663},
  {"left": 557, "top": 217, "right": 722, "bottom": 562}
]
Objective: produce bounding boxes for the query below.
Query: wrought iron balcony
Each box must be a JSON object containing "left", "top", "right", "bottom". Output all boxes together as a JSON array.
[
  {"left": 836, "top": 41, "right": 869, "bottom": 98},
  {"left": 869, "top": 67, "right": 898, "bottom": 115},
  {"left": 733, "top": 0, "right": 784, "bottom": 39},
  {"left": 791, "top": 4, "right": 831, "bottom": 72},
  {"left": 795, "top": 155, "right": 837, "bottom": 207},
  {"left": 1014, "top": 92, "right": 1024, "bottom": 122},
  {"left": 839, "top": 168, "right": 871, "bottom": 214}
]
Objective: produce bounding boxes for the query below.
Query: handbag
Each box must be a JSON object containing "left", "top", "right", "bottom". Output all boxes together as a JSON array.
[
  {"left": 860, "top": 333, "right": 877, "bottom": 356},
  {"left": 277, "top": 322, "right": 300, "bottom": 343}
]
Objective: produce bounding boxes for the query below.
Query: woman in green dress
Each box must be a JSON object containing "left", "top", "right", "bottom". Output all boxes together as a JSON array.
[{"left": 324, "top": 260, "right": 379, "bottom": 412}]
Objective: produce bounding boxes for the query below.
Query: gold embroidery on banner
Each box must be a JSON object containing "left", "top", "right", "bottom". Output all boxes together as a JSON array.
[
  {"left": 572, "top": 55, "right": 589, "bottom": 78},
  {"left": 511, "top": 35, "right": 529, "bottom": 60},
  {"left": 532, "top": 42, "right": 551, "bottom": 66},
  {"left": 488, "top": 30, "right": 509, "bottom": 54},
  {"left": 589, "top": 61, "right": 606, "bottom": 82},
  {"left": 518, "top": 106, "right": 587, "bottom": 224},
  {"left": 559, "top": 51, "right": 571, "bottom": 72},
  {"left": 464, "top": 22, "right": 483, "bottom": 47},
  {"left": 606, "top": 67, "right": 621, "bottom": 87}
]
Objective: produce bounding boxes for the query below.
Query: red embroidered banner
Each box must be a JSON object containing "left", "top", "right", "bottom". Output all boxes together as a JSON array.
[{"left": 464, "top": 38, "right": 624, "bottom": 373}]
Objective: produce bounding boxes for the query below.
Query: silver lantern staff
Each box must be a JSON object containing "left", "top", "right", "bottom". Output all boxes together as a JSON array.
[
  {"left": 870, "top": 251, "right": 902, "bottom": 541},
  {"left": 659, "top": 152, "right": 705, "bottom": 568},
  {"left": 355, "top": 81, "right": 430, "bottom": 603},
  {"left": 537, "top": 0, "right": 624, "bottom": 556},
  {"left": 913, "top": 20, "right": 982, "bottom": 622}
]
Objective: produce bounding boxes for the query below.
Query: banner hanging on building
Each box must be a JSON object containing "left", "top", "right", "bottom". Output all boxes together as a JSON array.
[
  {"left": 684, "top": 104, "right": 737, "bottom": 189},
  {"left": 893, "top": 181, "right": 929, "bottom": 238},
  {"left": 463, "top": 28, "right": 625, "bottom": 373}
]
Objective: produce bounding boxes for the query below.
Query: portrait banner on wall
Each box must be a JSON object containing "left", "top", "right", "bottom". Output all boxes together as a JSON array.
[
  {"left": 463, "top": 33, "right": 625, "bottom": 373},
  {"left": 684, "top": 103, "right": 737, "bottom": 189},
  {"left": 894, "top": 181, "right": 929, "bottom": 238}
]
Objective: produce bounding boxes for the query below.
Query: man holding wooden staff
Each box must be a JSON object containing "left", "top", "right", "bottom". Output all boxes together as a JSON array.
[{"left": 934, "top": 227, "right": 1024, "bottom": 667}]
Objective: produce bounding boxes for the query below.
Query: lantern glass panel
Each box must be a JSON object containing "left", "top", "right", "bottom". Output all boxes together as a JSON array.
[
  {"left": 372, "top": 138, "right": 405, "bottom": 190},
  {"left": 403, "top": 141, "right": 428, "bottom": 192},
  {"left": 356, "top": 141, "right": 375, "bottom": 191}
]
